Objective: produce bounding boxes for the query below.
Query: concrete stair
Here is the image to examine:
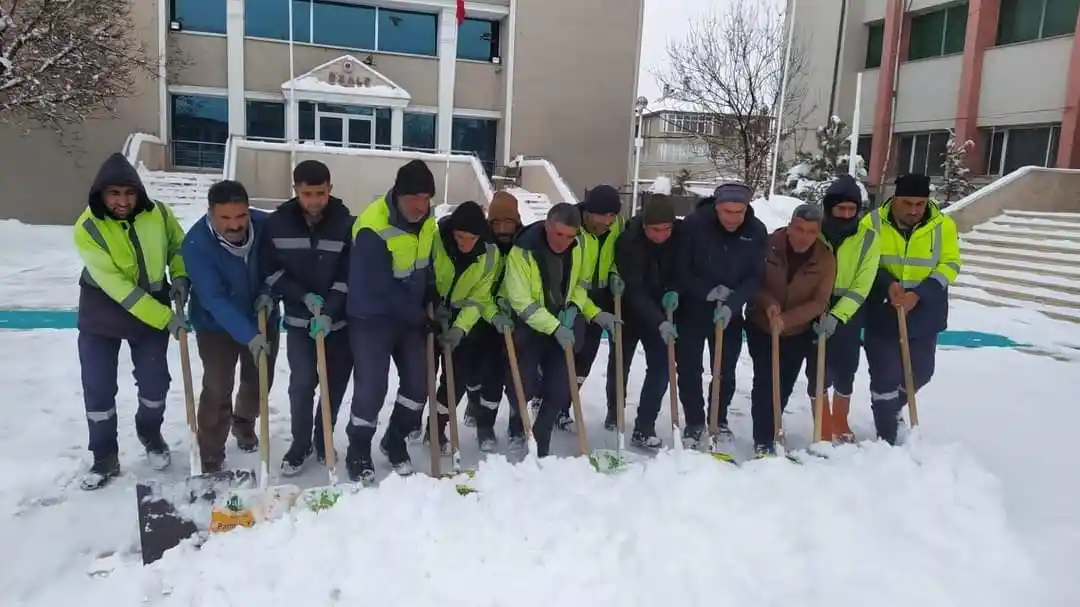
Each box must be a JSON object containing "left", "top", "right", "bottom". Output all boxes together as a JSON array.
[
  {"left": 139, "top": 169, "right": 222, "bottom": 228},
  {"left": 956, "top": 210, "right": 1080, "bottom": 324}
]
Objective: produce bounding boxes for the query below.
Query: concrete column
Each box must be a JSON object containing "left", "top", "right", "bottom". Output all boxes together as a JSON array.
[
  {"left": 955, "top": 0, "right": 1000, "bottom": 174},
  {"left": 391, "top": 108, "right": 405, "bottom": 150},
  {"left": 869, "top": 0, "right": 907, "bottom": 186},
  {"left": 226, "top": 0, "right": 246, "bottom": 136},
  {"left": 1057, "top": 9, "right": 1080, "bottom": 168},
  {"left": 436, "top": 8, "right": 459, "bottom": 153}
]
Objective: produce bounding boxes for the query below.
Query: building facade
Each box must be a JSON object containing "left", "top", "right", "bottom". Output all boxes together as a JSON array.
[
  {"left": 791, "top": 0, "right": 1080, "bottom": 192},
  {"left": 637, "top": 106, "right": 730, "bottom": 183},
  {"left": 0, "top": 0, "right": 644, "bottom": 223}
]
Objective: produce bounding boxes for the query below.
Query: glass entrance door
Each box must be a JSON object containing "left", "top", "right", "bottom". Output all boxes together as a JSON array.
[
  {"left": 317, "top": 115, "right": 344, "bottom": 147},
  {"left": 347, "top": 117, "right": 373, "bottom": 148}
]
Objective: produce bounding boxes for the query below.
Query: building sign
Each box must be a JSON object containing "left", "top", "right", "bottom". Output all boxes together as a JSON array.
[{"left": 327, "top": 60, "right": 374, "bottom": 88}]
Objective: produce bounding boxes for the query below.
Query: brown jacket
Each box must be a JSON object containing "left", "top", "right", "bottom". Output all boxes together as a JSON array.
[{"left": 749, "top": 228, "right": 836, "bottom": 336}]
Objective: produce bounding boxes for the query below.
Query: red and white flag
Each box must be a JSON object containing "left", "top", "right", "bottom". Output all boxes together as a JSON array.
[{"left": 456, "top": 0, "right": 466, "bottom": 26}]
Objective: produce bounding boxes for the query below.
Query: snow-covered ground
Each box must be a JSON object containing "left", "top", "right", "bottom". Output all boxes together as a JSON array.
[{"left": 1, "top": 175, "right": 1079, "bottom": 605}]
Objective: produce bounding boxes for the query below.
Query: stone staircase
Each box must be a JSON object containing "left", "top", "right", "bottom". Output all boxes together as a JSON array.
[
  {"left": 954, "top": 210, "right": 1080, "bottom": 323},
  {"left": 139, "top": 169, "right": 221, "bottom": 228}
]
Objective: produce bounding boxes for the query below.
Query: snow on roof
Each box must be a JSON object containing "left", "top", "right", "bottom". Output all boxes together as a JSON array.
[
  {"left": 641, "top": 96, "right": 701, "bottom": 116},
  {"left": 281, "top": 54, "right": 411, "bottom": 101}
]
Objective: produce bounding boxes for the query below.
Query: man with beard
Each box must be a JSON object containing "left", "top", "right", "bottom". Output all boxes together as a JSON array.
[
  {"left": 746, "top": 205, "right": 834, "bottom": 456},
  {"left": 676, "top": 183, "right": 768, "bottom": 449},
  {"left": 501, "top": 203, "right": 597, "bottom": 457},
  {"left": 345, "top": 159, "right": 437, "bottom": 481},
  {"left": 182, "top": 180, "right": 280, "bottom": 472},
  {"left": 861, "top": 173, "right": 961, "bottom": 445},
  {"left": 607, "top": 195, "right": 680, "bottom": 449},
  {"left": 261, "top": 160, "right": 355, "bottom": 477},
  {"left": 461, "top": 191, "right": 521, "bottom": 450},
  {"left": 74, "top": 153, "right": 189, "bottom": 490},
  {"left": 802, "top": 175, "right": 880, "bottom": 443},
  {"left": 419, "top": 200, "right": 502, "bottom": 455}
]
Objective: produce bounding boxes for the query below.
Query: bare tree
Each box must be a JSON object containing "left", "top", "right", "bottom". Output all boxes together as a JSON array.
[
  {"left": 0, "top": 0, "right": 161, "bottom": 134},
  {"left": 654, "top": 2, "right": 812, "bottom": 192}
]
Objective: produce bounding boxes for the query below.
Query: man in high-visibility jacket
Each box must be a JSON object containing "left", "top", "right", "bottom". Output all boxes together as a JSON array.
[
  {"left": 861, "top": 173, "right": 961, "bottom": 445},
  {"left": 418, "top": 200, "right": 504, "bottom": 454},
  {"left": 553, "top": 184, "right": 624, "bottom": 433},
  {"left": 346, "top": 159, "right": 437, "bottom": 482},
  {"left": 804, "top": 175, "right": 880, "bottom": 443},
  {"left": 501, "top": 203, "right": 618, "bottom": 456},
  {"left": 74, "top": 153, "right": 189, "bottom": 491}
]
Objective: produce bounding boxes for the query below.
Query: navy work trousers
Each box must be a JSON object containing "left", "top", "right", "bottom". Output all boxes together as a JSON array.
[
  {"left": 675, "top": 312, "right": 743, "bottom": 430},
  {"left": 605, "top": 318, "right": 670, "bottom": 435},
  {"left": 346, "top": 319, "right": 427, "bottom": 446},
  {"left": 864, "top": 330, "right": 938, "bottom": 444},
  {"left": 286, "top": 327, "right": 353, "bottom": 453}
]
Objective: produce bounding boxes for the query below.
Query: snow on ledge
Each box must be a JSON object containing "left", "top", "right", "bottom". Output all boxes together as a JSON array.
[
  {"left": 516, "top": 158, "right": 578, "bottom": 204},
  {"left": 944, "top": 166, "right": 1080, "bottom": 216}
]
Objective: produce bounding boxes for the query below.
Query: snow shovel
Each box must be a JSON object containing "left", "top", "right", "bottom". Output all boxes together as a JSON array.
[
  {"left": 769, "top": 322, "right": 802, "bottom": 464},
  {"left": 136, "top": 297, "right": 256, "bottom": 565},
  {"left": 298, "top": 305, "right": 363, "bottom": 511},
  {"left": 588, "top": 292, "right": 638, "bottom": 473},
  {"left": 707, "top": 303, "right": 736, "bottom": 464},
  {"left": 666, "top": 308, "right": 683, "bottom": 452},
  {"left": 499, "top": 297, "right": 539, "bottom": 457},
  {"left": 429, "top": 304, "right": 476, "bottom": 495},
  {"left": 208, "top": 309, "right": 301, "bottom": 532},
  {"left": 897, "top": 305, "right": 920, "bottom": 429},
  {"left": 557, "top": 308, "right": 592, "bottom": 461}
]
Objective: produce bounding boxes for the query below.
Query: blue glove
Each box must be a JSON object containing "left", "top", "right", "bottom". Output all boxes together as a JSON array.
[
  {"left": 308, "top": 314, "right": 331, "bottom": 339},
  {"left": 706, "top": 285, "right": 732, "bottom": 303},
  {"left": 814, "top": 314, "right": 840, "bottom": 339},
  {"left": 558, "top": 307, "right": 578, "bottom": 329},
  {"left": 713, "top": 305, "right": 732, "bottom": 329},
  {"left": 661, "top": 291, "right": 679, "bottom": 312},
  {"left": 302, "top": 293, "right": 325, "bottom": 315}
]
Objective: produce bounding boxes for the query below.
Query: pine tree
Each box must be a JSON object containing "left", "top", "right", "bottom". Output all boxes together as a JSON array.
[
  {"left": 940, "top": 129, "right": 975, "bottom": 206},
  {"left": 782, "top": 116, "right": 869, "bottom": 205}
]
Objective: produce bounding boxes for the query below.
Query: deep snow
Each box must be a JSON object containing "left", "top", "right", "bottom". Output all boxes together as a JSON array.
[{"left": 1, "top": 180, "right": 1079, "bottom": 605}]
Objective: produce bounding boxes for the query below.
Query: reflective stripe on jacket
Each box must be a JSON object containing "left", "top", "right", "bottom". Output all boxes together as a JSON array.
[
  {"left": 826, "top": 222, "right": 881, "bottom": 323},
  {"left": 433, "top": 232, "right": 499, "bottom": 334}
]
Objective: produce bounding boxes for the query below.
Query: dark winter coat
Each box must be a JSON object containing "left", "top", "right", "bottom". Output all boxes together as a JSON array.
[
  {"left": 615, "top": 215, "right": 683, "bottom": 330},
  {"left": 677, "top": 198, "right": 769, "bottom": 321},
  {"left": 183, "top": 210, "right": 279, "bottom": 345},
  {"left": 259, "top": 197, "right": 353, "bottom": 332}
]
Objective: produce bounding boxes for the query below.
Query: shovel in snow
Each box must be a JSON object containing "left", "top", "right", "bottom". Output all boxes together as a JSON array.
[
  {"left": 499, "top": 297, "right": 540, "bottom": 458},
  {"left": 707, "top": 303, "right": 737, "bottom": 464},
  {"left": 587, "top": 292, "right": 639, "bottom": 474},
  {"left": 768, "top": 321, "right": 803, "bottom": 465},
  {"left": 666, "top": 308, "right": 684, "bottom": 452},
  {"left": 136, "top": 296, "right": 257, "bottom": 565},
  {"left": 208, "top": 309, "right": 301, "bottom": 532},
  {"left": 428, "top": 303, "right": 477, "bottom": 495}
]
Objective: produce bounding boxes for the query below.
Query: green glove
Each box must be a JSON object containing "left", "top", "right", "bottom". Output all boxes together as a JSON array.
[
  {"left": 558, "top": 307, "right": 578, "bottom": 329},
  {"left": 308, "top": 314, "right": 331, "bottom": 339},
  {"left": 609, "top": 274, "right": 626, "bottom": 297},
  {"left": 661, "top": 291, "right": 679, "bottom": 312},
  {"left": 303, "top": 293, "right": 325, "bottom": 315}
]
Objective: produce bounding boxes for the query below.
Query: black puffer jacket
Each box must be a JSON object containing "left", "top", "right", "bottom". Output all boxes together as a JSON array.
[{"left": 615, "top": 215, "right": 682, "bottom": 329}]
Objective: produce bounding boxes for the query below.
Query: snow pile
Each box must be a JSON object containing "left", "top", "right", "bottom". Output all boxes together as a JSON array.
[
  {"left": 77, "top": 444, "right": 1033, "bottom": 606},
  {"left": 751, "top": 194, "right": 804, "bottom": 231},
  {"left": 649, "top": 175, "right": 673, "bottom": 195},
  {"left": 0, "top": 220, "right": 81, "bottom": 308}
]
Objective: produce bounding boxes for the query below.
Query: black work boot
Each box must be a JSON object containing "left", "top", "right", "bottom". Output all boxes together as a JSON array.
[
  {"left": 80, "top": 453, "right": 120, "bottom": 491},
  {"left": 137, "top": 429, "right": 171, "bottom": 471},
  {"left": 280, "top": 441, "right": 313, "bottom": 477},
  {"left": 346, "top": 427, "right": 376, "bottom": 485}
]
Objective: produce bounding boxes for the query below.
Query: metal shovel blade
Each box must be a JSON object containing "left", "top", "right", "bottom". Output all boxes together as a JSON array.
[{"left": 136, "top": 468, "right": 257, "bottom": 565}]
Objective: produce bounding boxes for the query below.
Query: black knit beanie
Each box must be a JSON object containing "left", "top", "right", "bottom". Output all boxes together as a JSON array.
[
  {"left": 394, "top": 159, "right": 437, "bottom": 197},
  {"left": 642, "top": 195, "right": 676, "bottom": 225},
  {"left": 582, "top": 184, "right": 622, "bottom": 214},
  {"left": 894, "top": 173, "right": 931, "bottom": 198},
  {"left": 448, "top": 200, "right": 489, "bottom": 237}
]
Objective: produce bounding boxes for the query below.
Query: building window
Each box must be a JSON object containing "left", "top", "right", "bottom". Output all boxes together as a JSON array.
[
  {"left": 404, "top": 113, "right": 437, "bottom": 151},
  {"left": 172, "top": 0, "right": 226, "bottom": 34},
  {"left": 377, "top": 9, "right": 437, "bottom": 56},
  {"left": 979, "top": 124, "right": 1062, "bottom": 175},
  {"left": 896, "top": 131, "right": 950, "bottom": 177},
  {"left": 997, "top": 0, "right": 1080, "bottom": 45},
  {"left": 857, "top": 135, "right": 873, "bottom": 169},
  {"left": 908, "top": 3, "right": 967, "bottom": 60},
  {"left": 452, "top": 117, "right": 498, "bottom": 176},
  {"left": 648, "top": 141, "right": 702, "bottom": 164},
  {"left": 244, "top": 0, "right": 438, "bottom": 56},
  {"left": 662, "top": 112, "right": 717, "bottom": 137},
  {"left": 171, "top": 94, "right": 229, "bottom": 169},
  {"left": 246, "top": 101, "right": 286, "bottom": 141},
  {"left": 458, "top": 18, "right": 501, "bottom": 62},
  {"left": 865, "top": 22, "right": 884, "bottom": 68}
]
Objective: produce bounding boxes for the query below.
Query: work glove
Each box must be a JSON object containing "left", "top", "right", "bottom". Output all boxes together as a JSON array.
[
  {"left": 592, "top": 311, "right": 620, "bottom": 333},
  {"left": 166, "top": 312, "right": 191, "bottom": 339},
  {"left": 553, "top": 325, "right": 575, "bottom": 350},
  {"left": 813, "top": 314, "right": 840, "bottom": 339},
  {"left": 706, "top": 284, "right": 732, "bottom": 303},
  {"left": 254, "top": 293, "right": 276, "bottom": 316},
  {"left": 658, "top": 321, "right": 678, "bottom": 344},
  {"left": 491, "top": 313, "right": 514, "bottom": 335},
  {"left": 247, "top": 334, "right": 270, "bottom": 362},
  {"left": 557, "top": 307, "right": 578, "bottom": 329},
  {"left": 302, "top": 293, "right": 325, "bottom": 315},
  {"left": 609, "top": 274, "right": 626, "bottom": 297},
  {"left": 434, "top": 303, "right": 453, "bottom": 328},
  {"left": 170, "top": 277, "right": 191, "bottom": 307},
  {"left": 439, "top": 327, "right": 465, "bottom": 351},
  {"left": 308, "top": 314, "right": 332, "bottom": 339},
  {"left": 661, "top": 291, "right": 679, "bottom": 312},
  {"left": 713, "top": 304, "right": 732, "bottom": 329}
]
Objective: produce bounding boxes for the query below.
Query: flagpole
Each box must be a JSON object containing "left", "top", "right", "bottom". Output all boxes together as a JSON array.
[
  {"left": 288, "top": 0, "right": 297, "bottom": 169},
  {"left": 768, "top": 0, "right": 798, "bottom": 197}
]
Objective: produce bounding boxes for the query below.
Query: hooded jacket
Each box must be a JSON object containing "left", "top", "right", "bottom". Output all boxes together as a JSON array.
[
  {"left": 347, "top": 189, "right": 436, "bottom": 325},
  {"left": 260, "top": 196, "right": 354, "bottom": 332},
  {"left": 432, "top": 214, "right": 499, "bottom": 334},
  {"left": 820, "top": 176, "right": 880, "bottom": 327},
  {"left": 677, "top": 197, "right": 769, "bottom": 321},
  {"left": 74, "top": 153, "right": 187, "bottom": 339},
  {"left": 615, "top": 215, "right": 682, "bottom": 329}
]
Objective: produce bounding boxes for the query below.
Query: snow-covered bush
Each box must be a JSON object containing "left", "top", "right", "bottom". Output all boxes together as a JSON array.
[
  {"left": 940, "top": 129, "right": 975, "bottom": 206},
  {"left": 783, "top": 116, "right": 869, "bottom": 206}
]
